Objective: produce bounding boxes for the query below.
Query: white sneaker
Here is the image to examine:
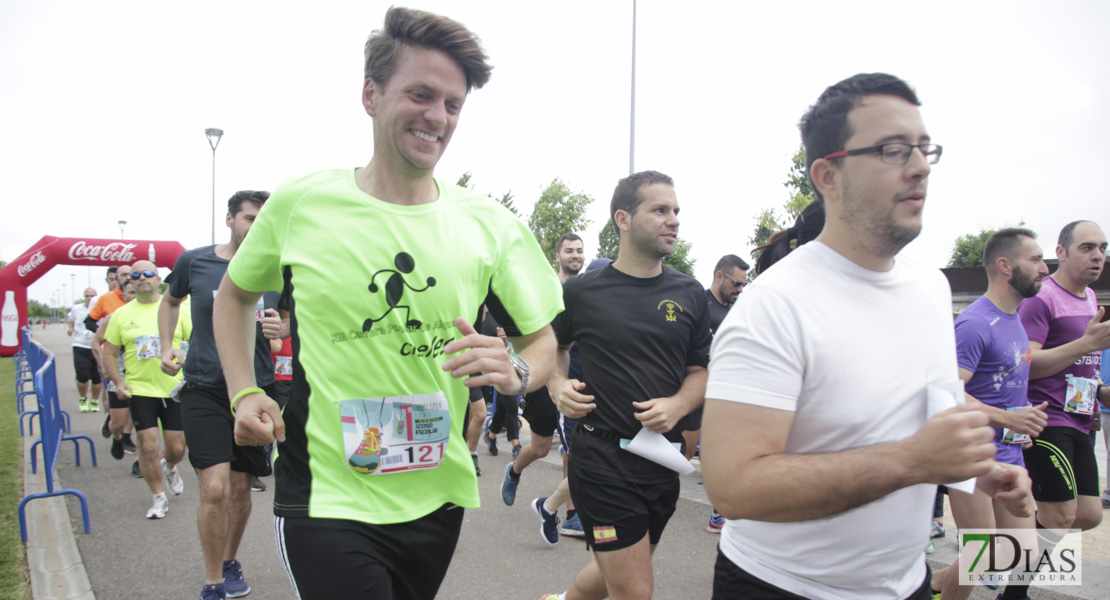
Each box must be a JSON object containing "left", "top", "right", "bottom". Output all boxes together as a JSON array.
[
  {"left": 161, "top": 458, "right": 183, "bottom": 496},
  {"left": 146, "top": 493, "right": 168, "bottom": 519}
]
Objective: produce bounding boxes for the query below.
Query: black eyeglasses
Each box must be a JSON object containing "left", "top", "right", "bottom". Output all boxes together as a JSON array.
[
  {"left": 823, "top": 143, "right": 942, "bottom": 165},
  {"left": 131, "top": 270, "right": 157, "bottom": 280},
  {"left": 722, "top": 271, "right": 746, "bottom": 289}
]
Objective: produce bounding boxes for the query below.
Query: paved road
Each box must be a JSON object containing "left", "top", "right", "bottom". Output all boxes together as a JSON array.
[{"left": 36, "top": 325, "right": 720, "bottom": 599}]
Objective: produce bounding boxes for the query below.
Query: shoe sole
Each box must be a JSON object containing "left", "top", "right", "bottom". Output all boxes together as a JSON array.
[
  {"left": 501, "top": 463, "right": 517, "bottom": 506},
  {"left": 530, "top": 499, "right": 558, "bottom": 546},
  {"left": 559, "top": 527, "right": 586, "bottom": 538},
  {"left": 225, "top": 585, "right": 251, "bottom": 598}
]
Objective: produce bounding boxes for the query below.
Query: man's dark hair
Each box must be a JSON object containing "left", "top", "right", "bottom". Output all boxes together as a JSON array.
[
  {"left": 106, "top": 266, "right": 117, "bottom": 276},
  {"left": 799, "top": 73, "right": 921, "bottom": 202},
  {"left": 1058, "top": 220, "right": 1094, "bottom": 252},
  {"left": 228, "top": 190, "right": 270, "bottom": 217},
  {"left": 610, "top": 170, "right": 674, "bottom": 238},
  {"left": 364, "top": 6, "right": 493, "bottom": 93},
  {"left": 714, "top": 254, "right": 749, "bottom": 277},
  {"left": 753, "top": 201, "right": 825, "bottom": 275},
  {"left": 556, "top": 233, "right": 582, "bottom": 253},
  {"left": 984, "top": 228, "right": 1037, "bottom": 275}
]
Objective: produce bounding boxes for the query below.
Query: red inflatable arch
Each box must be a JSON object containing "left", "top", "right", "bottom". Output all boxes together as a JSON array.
[{"left": 0, "top": 236, "right": 185, "bottom": 357}]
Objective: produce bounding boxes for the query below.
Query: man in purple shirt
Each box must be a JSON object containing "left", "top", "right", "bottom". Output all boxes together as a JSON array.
[
  {"left": 1013, "top": 220, "right": 1110, "bottom": 599},
  {"left": 934, "top": 228, "right": 1049, "bottom": 600}
]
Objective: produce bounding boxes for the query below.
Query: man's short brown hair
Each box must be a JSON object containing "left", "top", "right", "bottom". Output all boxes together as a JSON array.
[{"left": 364, "top": 6, "right": 492, "bottom": 93}]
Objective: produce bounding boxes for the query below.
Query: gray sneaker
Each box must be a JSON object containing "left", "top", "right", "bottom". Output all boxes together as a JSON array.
[
  {"left": 146, "top": 494, "right": 168, "bottom": 519},
  {"left": 162, "top": 458, "right": 183, "bottom": 495}
]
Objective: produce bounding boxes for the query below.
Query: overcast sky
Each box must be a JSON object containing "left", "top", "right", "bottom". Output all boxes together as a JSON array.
[{"left": 3, "top": 0, "right": 1107, "bottom": 306}]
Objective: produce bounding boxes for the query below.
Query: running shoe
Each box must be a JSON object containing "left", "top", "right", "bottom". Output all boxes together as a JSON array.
[
  {"left": 146, "top": 493, "right": 168, "bottom": 519},
  {"left": 200, "top": 583, "right": 226, "bottom": 600},
  {"left": 501, "top": 462, "right": 520, "bottom": 506},
  {"left": 222, "top": 559, "right": 251, "bottom": 598},
  {"left": 707, "top": 512, "right": 725, "bottom": 534},
  {"left": 925, "top": 539, "right": 935, "bottom": 555},
  {"left": 930, "top": 520, "right": 945, "bottom": 539},
  {"left": 1102, "top": 496, "right": 1110, "bottom": 509},
  {"left": 512, "top": 444, "right": 521, "bottom": 460},
  {"left": 89, "top": 397, "right": 100, "bottom": 411},
  {"left": 559, "top": 513, "right": 585, "bottom": 538},
  {"left": 78, "top": 397, "right": 89, "bottom": 412},
  {"left": 487, "top": 432, "right": 499, "bottom": 456},
  {"left": 162, "top": 458, "right": 184, "bottom": 495},
  {"left": 472, "top": 454, "right": 481, "bottom": 477},
  {"left": 101, "top": 414, "right": 111, "bottom": 438},
  {"left": 121, "top": 433, "right": 137, "bottom": 454},
  {"left": 251, "top": 477, "right": 266, "bottom": 492},
  {"left": 539, "top": 595, "right": 564, "bottom": 600},
  {"left": 131, "top": 460, "right": 143, "bottom": 478},
  {"left": 110, "top": 438, "right": 124, "bottom": 460},
  {"left": 531, "top": 497, "right": 559, "bottom": 546}
]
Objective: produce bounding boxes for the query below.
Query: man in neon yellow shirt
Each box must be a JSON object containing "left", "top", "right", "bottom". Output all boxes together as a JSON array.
[
  {"left": 104, "top": 260, "right": 189, "bottom": 520},
  {"left": 212, "top": 7, "right": 562, "bottom": 599}
]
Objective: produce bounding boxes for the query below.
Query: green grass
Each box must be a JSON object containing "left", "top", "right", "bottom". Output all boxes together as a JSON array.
[{"left": 0, "top": 359, "right": 31, "bottom": 600}]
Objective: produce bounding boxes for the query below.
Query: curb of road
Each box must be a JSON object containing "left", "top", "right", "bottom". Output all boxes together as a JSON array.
[{"left": 23, "top": 417, "right": 95, "bottom": 600}]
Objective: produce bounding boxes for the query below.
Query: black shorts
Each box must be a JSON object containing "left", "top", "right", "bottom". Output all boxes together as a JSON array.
[
  {"left": 522, "top": 387, "right": 558, "bottom": 438},
  {"left": 568, "top": 428, "right": 680, "bottom": 551},
  {"left": 107, "top": 391, "right": 128, "bottom": 410},
  {"left": 128, "top": 395, "right": 183, "bottom": 432},
  {"left": 1023, "top": 426, "right": 1100, "bottom": 502},
  {"left": 558, "top": 415, "right": 578, "bottom": 455},
  {"left": 71, "top": 347, "right": 101, "bottom": 385},
  {"left": 276, "top": 503, "right": 464, "bottom": 600},
  {"left": 272, "top": 379, "right": 293, "bottom": 409},
  {"left": 180, "top": 382, "right": 272, "bottom": 475},
  {"left": 712, "top": 549, "right": 933, "bottom": 600}
]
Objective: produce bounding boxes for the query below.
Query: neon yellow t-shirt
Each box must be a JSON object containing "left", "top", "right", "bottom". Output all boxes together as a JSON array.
[
  {"left": 227, "top": 169, "right": 563, "bottom": 525},
  {"left": 104, "top": 297, "right": 186, "bottom": 398}
]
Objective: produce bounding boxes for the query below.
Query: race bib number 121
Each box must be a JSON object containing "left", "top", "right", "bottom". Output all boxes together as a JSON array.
[{"left": 340, "top": 392, "right": 450, "bottom": 475}]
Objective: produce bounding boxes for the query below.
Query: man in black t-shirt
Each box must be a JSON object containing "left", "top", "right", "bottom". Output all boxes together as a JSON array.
[
  {"left": 544, "top": 171, "right": 711, "bottom": 600},
  {"left": 159, "top": 190, "right": 279, "bottom": 600}
]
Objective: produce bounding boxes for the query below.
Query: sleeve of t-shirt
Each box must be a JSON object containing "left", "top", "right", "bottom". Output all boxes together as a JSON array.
[
  {"left": 953, "top": 314, "right": 989, "bottom": 373},
  {"left": 67, "top": 306, "right": 77, "bottom": 324},
  {"left": 686, "top": 282, "right": 712, "bottom": 369},
  {"left": 551, "top": 278, "right": 576, "bottom": 347},
  {"left": 484, "top": 211, "right": 563, "bottom": 338},
  {"left": 88, "top": 296, "right": 108, "bottom": 321},
  {"left": 1017, "top": 297, "right": 1051, "bottom": 345},
  {"left": 705, "top": 286, "right": 805, "bottom": 412},
  {"left": 165, "top": 249, "right": 195, "bottom": 299},
  {"left": 227, "top": 184, "right": 292, "bottom": 294},
  {"left": 104, "top": 310, "right": 122, "bottom": 347}
]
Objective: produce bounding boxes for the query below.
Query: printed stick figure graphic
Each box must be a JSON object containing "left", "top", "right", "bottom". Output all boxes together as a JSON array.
[{"left": 363, "top": 252, "right": 436, "bottom": 331}]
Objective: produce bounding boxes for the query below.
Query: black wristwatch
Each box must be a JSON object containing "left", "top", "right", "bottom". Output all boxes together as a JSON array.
[{"left": 507, "top": 351, "right": 529, "bottom": 395}]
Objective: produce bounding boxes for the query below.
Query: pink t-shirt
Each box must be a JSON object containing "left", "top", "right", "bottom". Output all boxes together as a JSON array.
[{"left": 1017, "top": 276, "right": 1102, "bottom": 432}]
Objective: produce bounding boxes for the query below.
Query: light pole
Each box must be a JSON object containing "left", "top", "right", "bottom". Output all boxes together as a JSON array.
[
  {"left": 629, "top": 0, "right": 637, "bottom": 176},
  {"left": 70, "top": 274, "right": 75, "bottom": 304},
  {"left": 205, "top": 128, "right": 224, "bottom": 245},
  {"left": 118, "top": 219, "right": 127, "bottom": 239}
]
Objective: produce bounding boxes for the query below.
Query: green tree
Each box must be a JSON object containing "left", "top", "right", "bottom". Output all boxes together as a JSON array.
[
  {"left": 597, "top": 221, "right": 619, "bottom": 260},
  {"left": 947, "top": 229, "right": 995, "bottom": 268},
  {"left": 750, "top": 144, "right": 817, "bottom": 252},
  {"left": 456, "top": 171, "right": 519, "bottom": 217},
  {"left": 27, "top": 299, "right": 50, "bottom": 319},
  {"left": 748, "top": 207, "right": 782, "bottom": 248},
  {"left": 595, "top": 220, "right": 695, "bottom": 275},
  {"left": 527, "top": 179, "right": 593, "bottom": 269}
]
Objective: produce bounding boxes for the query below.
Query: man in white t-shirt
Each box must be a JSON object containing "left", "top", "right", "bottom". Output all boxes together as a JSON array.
[
  {"left": 701, "top": 73, "right": 1035, "bottom": 600},
  {"left": 67, "top": 287, "right": 102, "bottom": 412}
]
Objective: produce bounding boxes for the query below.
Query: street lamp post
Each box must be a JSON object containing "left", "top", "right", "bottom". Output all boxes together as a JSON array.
[
  {"left": 205, "top": 128, "right": 224, "bottom": 245},
  {"left": 70, "top": 274, "right": 75, "bottom": 304},
  {"left": 118, "top": 220, "right": 127, "bottom": 239}
]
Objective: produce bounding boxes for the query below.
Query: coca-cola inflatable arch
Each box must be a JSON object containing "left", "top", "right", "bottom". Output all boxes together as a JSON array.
[{"left": 0, "top": 236, "right": 185, "bottom": 357}]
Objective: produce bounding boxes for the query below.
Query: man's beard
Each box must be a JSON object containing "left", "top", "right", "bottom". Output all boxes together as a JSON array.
[{"left": 1009, "top": 265, "right": 1041, "bottom": 298}]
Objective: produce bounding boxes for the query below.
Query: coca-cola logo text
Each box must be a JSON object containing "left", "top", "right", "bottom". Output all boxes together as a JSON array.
[
  {"left": 17, "top": 252, "right": 46, "bottom": 277},
  {"left": 68, "top": 241, "right": 137, "bottom": 264}
]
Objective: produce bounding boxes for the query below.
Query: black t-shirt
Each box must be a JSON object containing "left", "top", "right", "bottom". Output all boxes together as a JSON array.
[
  {"left": 166, "top": 245, "right": 278, "bottom": 388},
  {"left": 705, "top": 288, "right": 732, "bottom": 334},
  {"left": 553, "top": 265, "right": 711, "bottom": 442}
]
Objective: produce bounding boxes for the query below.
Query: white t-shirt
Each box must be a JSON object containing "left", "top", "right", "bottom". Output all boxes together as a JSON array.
[
  {"left": 68, "top": 303, "right": 93, "bottom": 349},
  {"left": 706, "top": 242, "right": 956, "bottom": 600}
]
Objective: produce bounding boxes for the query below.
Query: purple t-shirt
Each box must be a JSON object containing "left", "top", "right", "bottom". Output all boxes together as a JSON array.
[
  {"left": 1017, "top": 276, "right": 1101, "bottom": 433},
  {"left": 955, "top": 296, "right": 1031, "bottom": 466}
]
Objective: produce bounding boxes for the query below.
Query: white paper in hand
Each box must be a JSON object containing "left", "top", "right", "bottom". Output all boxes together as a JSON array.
[
  {"left": 926, "top": 380, "right": 976, "bottom": 494},
  {"left": 619, "top": 428, "right": 695, "bottom": 474}
]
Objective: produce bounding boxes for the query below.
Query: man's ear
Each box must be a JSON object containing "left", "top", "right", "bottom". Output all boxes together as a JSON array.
[{"left": 363, "top": 79, "right": 378, "bottom": 117}]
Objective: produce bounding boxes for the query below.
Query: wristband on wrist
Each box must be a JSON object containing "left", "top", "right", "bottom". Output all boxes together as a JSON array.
[{"left": 230, "top": 386, "right": 266, "bottom": 417}]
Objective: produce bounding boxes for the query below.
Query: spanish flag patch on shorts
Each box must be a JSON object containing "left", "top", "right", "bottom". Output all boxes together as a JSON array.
[{"left": 593, "top": 526, "right": 618, "bottom": 544}]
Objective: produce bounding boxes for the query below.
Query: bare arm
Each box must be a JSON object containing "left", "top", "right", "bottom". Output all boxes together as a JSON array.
[
  {"left": 90, "top": 318, "right": 108, "bottom": 370},
  {"left": 959, "top": 367, "right": 1047, "bottom": 435},
  {"left": 214, "top": 273, "right": 284, "bottom": 445},
  {"left": 101, "top": 340, "right": 131, "bottom": 399},
  {"left": 441, "top": 319, "right": 556, "bottom": 395},
  {"left": 701, "top": 399, "right": 997, "bottom": 522},
  {"left": 549, "top": 343, "right": 595, "bottom": 418},
  {"left": 633, "top": 365, "right": 707, "bottom": 433},
  {"left": 1028, "top": 308, "right": 1110, "bottom": 379},
  {"left": 158, "top": 291, "right": 185, "bottom": 376}
]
